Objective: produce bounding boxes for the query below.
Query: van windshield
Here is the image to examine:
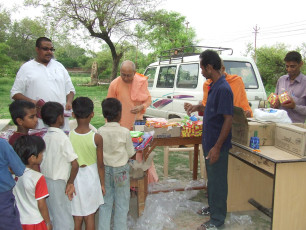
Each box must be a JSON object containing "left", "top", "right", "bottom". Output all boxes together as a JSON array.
[{"left": 223, "top": 61, "right": 259, "bottom": 89}]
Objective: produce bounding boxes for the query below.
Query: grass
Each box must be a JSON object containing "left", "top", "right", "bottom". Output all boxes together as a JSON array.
[
  {"left": 71, "top": 73, "right": 108, "bottom": 128},
  {"left": 0, "top": 73, "right": 108, "bottom": 128}
]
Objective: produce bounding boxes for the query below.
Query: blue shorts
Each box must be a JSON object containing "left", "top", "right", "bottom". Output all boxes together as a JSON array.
[{"left": 0, "top": 189, "right": 22, "bottom": 230}]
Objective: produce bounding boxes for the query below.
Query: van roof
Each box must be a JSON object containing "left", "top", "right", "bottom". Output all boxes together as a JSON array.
[{"left": 147, "top": 54, "right": 255, "bottom": 67}]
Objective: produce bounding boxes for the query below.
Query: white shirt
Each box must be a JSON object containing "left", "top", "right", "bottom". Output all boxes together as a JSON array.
[
  {"left": 11, "top": 59, "right": 75, "bottom": 104},
  {"left": 41, "top": 127, "right": 78, "bottom": 182},
  {"left": 13, "top": 168, "right": 49, "bottom": 225},
  {"left": 10, "top": 59, "right": 75, "bottom": 130},
  {"left": 98, "top": 122, "right": 135, "bottom": 167}
]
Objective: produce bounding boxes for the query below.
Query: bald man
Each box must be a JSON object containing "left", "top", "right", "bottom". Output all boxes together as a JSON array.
[
  {"left": 107, "top": 60, "right": 152, "bottom": 130},
  {"left": 106, "top": 60, "right": 158, "bottom": 183}
]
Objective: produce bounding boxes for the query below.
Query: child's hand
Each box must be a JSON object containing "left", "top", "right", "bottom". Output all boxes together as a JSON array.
[
  {"left": 46, "top": 222, "right": 52, "bottom": 230},
  {"left": 65, "top": 183, "right": 76, "bottom": 201},
  {"left": 102, "top": 185, "right": 106, "bottom": 196}
]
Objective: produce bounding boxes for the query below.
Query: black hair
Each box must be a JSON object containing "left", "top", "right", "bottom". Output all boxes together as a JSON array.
[
  {"left": 72, "top": 97, "right": 94, "bottom": 119},
  {"left": 284, "top": 51, "right": 302, "bottom": 63},
  {"left": 9, "top": 100, "right": 36, "bottom": 126},
  {"left": 101, "top": 98, "right": 122, "bottom": 122},
  {"left": 199, "top": 50, "right": 222, "bottom": 71},
  {"left": 41, "top": 101, "right": 64, "bottom": 126},
  {"left": 13, "top": 135, "right": 46, "bottom": 165},
  {"left": 36, "top": 37, "right": 52, "bottom": 48}
]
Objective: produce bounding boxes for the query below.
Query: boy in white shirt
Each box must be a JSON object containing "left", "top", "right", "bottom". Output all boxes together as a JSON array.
[
  {"left": 40, "top": 101, "right": 79, "bottom": 230},
  {"left": 13, "top": 135, "right": 52, "bottom": 230}
]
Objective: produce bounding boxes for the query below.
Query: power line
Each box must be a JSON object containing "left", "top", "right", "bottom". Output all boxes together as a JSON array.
[{"left": 258, "top": 31, "right": 306, "bottom": 40}]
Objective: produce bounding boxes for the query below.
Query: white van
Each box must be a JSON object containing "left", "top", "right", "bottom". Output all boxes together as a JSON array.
[{"left": 143, "top": 46, "right": 267, "bottom": 119}]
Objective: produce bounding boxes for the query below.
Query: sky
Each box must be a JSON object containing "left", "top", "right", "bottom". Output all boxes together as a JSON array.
[{"left": 1, "top": 0, "right": 306, "bottom": 56}]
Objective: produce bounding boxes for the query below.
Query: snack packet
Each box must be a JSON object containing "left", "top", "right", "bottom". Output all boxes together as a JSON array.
[
  {"left": 267, "top": 93, "right": 279, "bottom": 107},
  {"left": 279, "top": 91, "right": 291, "bottom": 104}
]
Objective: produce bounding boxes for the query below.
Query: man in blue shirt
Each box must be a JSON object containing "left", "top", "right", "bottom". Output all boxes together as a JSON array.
[
  {"left": 188, "top": 50, "right": 233, "bottom": 229},
  {"left": 0, "top": 138, "right": 25, "bottom": 230}
]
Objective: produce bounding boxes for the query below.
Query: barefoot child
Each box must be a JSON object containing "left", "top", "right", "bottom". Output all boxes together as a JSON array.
[
  {"left": 98, "top": 98, "right": 135, "bottom": 230},
  {"left": 40, "top": 102, "right": 79, "bottom": 230},
  {"left": 13, "top": 135, "right": 52, "bottom": 230},
  {"left": 69, "top": 97, "right": 105, "bottom": 230}
]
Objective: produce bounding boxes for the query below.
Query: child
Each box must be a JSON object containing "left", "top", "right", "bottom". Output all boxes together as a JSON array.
[
  {"left": 98, "top": 98, "right": 135, "bottom": 230},
  {"left": 13, "top": 135, "right": 52, "bottom": 230},
  {"left": 69, "top": 97, "right": 105, "bottom": 230},
  {"left": 40, "top": 102, "right": 79, "bottom": 230},
  {"left": 8, "top": 100, "right": 38, "bottom": 146},
  {"left": 0, "top": 138, "right": 25, "bottom": 230}
]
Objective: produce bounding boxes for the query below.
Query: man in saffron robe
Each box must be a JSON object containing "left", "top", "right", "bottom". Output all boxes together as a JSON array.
[
  {"left": 107, "top": 60, "right": 158, "bottom": 183},
  {"left": 185, "top": 61, "right": 253, "bottom": 118}
]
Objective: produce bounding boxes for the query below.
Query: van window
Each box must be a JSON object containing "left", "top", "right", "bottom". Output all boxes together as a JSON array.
[
  {"left": 177, "top": 63, "right": 199, "bottom": 88},
  {"left": 156, "top": 66, "right": 176, "bottom": 88},
  {"left": 144, "top": 67, "right": 157, "bottom": 88},
  {"left": 224, "top": 61, "right": 259, "bottom": 89}
]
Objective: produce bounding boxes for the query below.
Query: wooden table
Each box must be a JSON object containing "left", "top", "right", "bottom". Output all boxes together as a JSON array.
[
  {"left": 228, "top": 142, "right": 306, "bottom": 230},
  {"left": 131, "top": 136, "right": 203, "bottom": 216}
]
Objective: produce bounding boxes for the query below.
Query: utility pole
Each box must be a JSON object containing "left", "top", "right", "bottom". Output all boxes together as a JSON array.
[
  {"left": 253, "top": 24, "right": 260, "bottom": 62},
  {"left": 185, "top": 21, "right": 189, "bottom": 33}
]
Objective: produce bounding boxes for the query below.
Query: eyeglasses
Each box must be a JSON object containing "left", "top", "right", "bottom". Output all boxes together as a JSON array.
[{"left": 39, "top": 47, "right": 56, "bottom": 52}]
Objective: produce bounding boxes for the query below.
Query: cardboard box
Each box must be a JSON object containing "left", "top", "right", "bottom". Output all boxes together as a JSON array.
[
  {"left": 133, "top": 125, "right": 145, "bottom": 132},
  {"left": 144, "top": 126, "right": 181, "bottom": 138},
  {"left": 275, "top": 123, "right": 306, "bottom": 157},
  {"left": 232, "top": 107, "right": 276, "bottom": 146}
]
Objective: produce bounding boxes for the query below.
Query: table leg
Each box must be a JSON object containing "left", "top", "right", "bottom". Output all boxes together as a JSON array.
[{"left": 193, "top": 144, "right": 199, "bottom": 180}]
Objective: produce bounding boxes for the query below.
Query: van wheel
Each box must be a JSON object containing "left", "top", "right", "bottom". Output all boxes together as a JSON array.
[{"left": 168, "top": 115, "right": 181, "bottom": 119}]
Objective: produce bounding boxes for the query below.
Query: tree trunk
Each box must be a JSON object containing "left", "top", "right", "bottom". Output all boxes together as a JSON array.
[{"left": 110, "top": 53, "right": 123, "bottom": 81}]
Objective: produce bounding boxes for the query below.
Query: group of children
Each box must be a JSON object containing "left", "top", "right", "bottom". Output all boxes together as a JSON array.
[{"left": 0, "top": 96, "right": 135, "bottom": 230}]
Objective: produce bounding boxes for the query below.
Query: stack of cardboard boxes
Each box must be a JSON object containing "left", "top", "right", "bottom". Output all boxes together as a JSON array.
[{"left": 232, "top": 107, "right": 306, "bottom": 158}]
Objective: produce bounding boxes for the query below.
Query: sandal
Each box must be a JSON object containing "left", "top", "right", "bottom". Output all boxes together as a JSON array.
[
  {"left": 196, "top": 221, "right": 217, "bottom": 230},
  {"left": 197, "top": 206, "right": 210, "bottom": 216}
]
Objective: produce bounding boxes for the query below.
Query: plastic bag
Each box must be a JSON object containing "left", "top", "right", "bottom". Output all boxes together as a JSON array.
[{"left": 253, "top": 108, "right": 292, "bottom": 123}]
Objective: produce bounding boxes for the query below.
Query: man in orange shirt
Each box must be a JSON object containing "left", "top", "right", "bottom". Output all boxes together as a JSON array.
[
  {"left": 107, "top": 60, "right": 158, "bottom": 183},
  {"left": 185, "top": 61, "right": 253, "bottom": 117},
  {"left": 107, "top": 60, "right": 152, "bottom": 129}
]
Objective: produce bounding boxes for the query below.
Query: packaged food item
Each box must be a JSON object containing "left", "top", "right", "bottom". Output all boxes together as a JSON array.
[
  {"left": 130, "top": 131, "right": 143, "bottom": 138},
  {"left": 36, "top": 99, "right": 45, "bottom": 119},
  {"left": 279, "top": 91, "right": 291, "bottom": 104},
  {"left": 267, "top": 93, "right": 279, "bottom": 107}
]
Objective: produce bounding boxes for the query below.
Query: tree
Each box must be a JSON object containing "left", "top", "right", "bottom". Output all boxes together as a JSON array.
[
  {"left": 136, "top": 10, "right": 197, "bottom": 56},
  {"left": 255, "top": 44, "right": 288, "bottom": 88},
  {"left": 25, "top": 0, "right": 158, "bottom": 80},
  {"left": 0, "top": 43, "right": 19, "bottom": 78},
  {"left": 6, "top": 17, "right": 47, "bottom": 61},
  {"left": 0, "top": 6, "right": 11, "bottom": 42},
  {"left": 54, "top": 43, "right": 90, "bottom": 68}
]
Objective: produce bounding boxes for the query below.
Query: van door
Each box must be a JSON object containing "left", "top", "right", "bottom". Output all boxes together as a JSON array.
[
  {"left": 171, "top": 63, "right": 203, "bottom": 118},
  {"left": 145, "top": 65, "right": 177, "bottom": 118}
]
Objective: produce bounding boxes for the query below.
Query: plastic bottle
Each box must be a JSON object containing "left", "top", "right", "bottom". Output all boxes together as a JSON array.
[{"left": 249, "top": 131, "right": 260, "bottom": 149}]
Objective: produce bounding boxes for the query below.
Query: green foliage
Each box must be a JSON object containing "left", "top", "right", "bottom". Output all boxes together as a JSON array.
[
  {"left": 137, "top": 10, "right": 197, "bottom": 55},
  {"left": 0, "top": 7, "right": 11, "bottom": 42},
  {"left": 54, "top": 43, "right": 90, "bottom": 68},
  {"left": 0, "top": 43, "right": 20, "bottom": 78},
  {"left": 25, "top": 0, "right": 159, "bottom": 80},
  {"left": 255, "top": 44, "right": 289, "bottom": 87},
  {"left": 6, "top": 17, "right": 47, "bottom": 61},
  {"left": 0, "top": 77, "right": 15, "bottom": 119}
]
